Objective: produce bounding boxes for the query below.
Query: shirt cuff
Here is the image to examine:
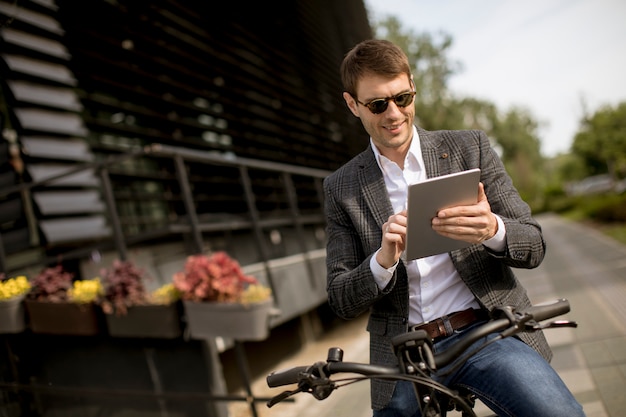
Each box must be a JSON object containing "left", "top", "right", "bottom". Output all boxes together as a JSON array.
[
  {"left": 482, "top": 213, "right": 506, "bottom": 252},
  {"left": 370, "top": 248, "right": 397, "bottom": 290}
]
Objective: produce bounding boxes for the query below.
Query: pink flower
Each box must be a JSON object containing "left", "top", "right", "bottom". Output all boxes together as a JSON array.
[{"left": 173, "top": 252, "right": 258, "bottom": 302}]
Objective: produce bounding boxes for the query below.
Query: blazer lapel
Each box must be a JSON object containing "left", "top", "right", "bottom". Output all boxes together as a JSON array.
[
  {"left": 357, "top": 148, "right": 394, "bottom": 228},
  {"left": 416, "top": 127, "right": 451, "bottom": 178}
]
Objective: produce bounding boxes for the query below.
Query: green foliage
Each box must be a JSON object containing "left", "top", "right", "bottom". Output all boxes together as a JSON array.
[
  {"left": 572, "top": 102, "right": 626, "bottom": 179},
  {"left": 602, "top": 224, "right": 626, "bottom": 245},
  {"left": 583, "top": 193, "right": 626, "bottom": 222},
  {"left": 548, "top": 193, "right": 626, "bottom": 223},
  {"left": 546, "top": 153, "right": 589, "bottom": 184}
]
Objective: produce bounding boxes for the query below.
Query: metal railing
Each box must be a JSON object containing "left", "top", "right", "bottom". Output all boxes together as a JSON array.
[{"left": 0, "top": 143, "right": 332, "bottom": 304}]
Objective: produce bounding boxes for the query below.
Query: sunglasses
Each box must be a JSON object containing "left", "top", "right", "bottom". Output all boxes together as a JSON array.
[{"left": 355, "top": 91, "right": 416, "bottom": 114}]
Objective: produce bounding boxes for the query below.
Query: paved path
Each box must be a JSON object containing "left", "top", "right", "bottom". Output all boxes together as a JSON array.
[
  {"left": 236, "top": 214, "right": 626, "bottom": 417},
  {"left": 517, "top": 214, "right": 626, "bottom": 417}
]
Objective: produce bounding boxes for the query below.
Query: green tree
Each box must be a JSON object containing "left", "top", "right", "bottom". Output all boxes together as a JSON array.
[
  {"left": 489, "top": 107, "right": 545, "bottom": 207},
  {"left": 572, "top": 102, "right": 626, "bottom": 180}
]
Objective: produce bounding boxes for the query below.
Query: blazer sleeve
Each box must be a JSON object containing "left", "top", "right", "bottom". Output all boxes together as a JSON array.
[
  {"left": 474, "top": 131, "right": 546, "bottom": 268},
  {"left": 322, "top": 171, "right": 384, "bottom": 320}
]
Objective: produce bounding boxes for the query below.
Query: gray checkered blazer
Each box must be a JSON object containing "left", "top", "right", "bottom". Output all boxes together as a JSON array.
[{"left": 323, "top": 126, "right": 550, "bottom": 410}]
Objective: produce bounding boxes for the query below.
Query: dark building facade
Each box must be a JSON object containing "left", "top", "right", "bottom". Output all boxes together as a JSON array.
[
  {"left": 0, "top": 0, "right": 371, "bottom": 271},
  {"left": 0, "top": 0, "right": 373, "bottom": 415}
]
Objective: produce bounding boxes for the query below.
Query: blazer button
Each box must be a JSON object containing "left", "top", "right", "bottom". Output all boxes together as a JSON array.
[{"left": 441, "top": 153, "right": 449, "bottom": 159}]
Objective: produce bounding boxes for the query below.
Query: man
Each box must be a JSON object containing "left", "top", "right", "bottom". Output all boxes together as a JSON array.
[{"left": 323, "top": 39, "right": 584, "bottom": 417}]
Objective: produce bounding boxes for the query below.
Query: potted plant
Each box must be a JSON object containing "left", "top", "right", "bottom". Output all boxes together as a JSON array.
[
  {"left": 101, "top": 259, "right": 183, "bottom": 339},
  {"left": 173, "top": 251, "right": 274, "bottom": 341},
  {"left": 25, "top": 265, "right": 104, "bottom": 335},
  {"left": 0, "top": 274, "right": 31, "bottom": 333}
]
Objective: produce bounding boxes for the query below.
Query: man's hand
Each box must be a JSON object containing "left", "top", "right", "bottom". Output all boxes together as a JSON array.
[
  {"left": 377, "top": 210, "right": 407, "bottom": 268},
  {"left": 431, "top": 182, "right": 498, "bottom": 244}
]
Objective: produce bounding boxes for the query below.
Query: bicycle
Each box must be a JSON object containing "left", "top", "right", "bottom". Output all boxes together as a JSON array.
[{"left": 265, "top": 298, "right": 578, "bottom": 417}]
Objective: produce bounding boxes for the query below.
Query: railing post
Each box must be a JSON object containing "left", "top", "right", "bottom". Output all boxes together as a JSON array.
[
  {"left": 173, "top": 154, "right": 204, "bottom": 254},
  {"left": 99, "top": 167, "right": 128, "bottom": 261},
  {"left": 0, "top": 231, "right": 6, "bottom": 273},
  {"left": 239, "top": 166, "right": 278, "bottom": 304},
  {"left": 314, "top": 177, "right": 325, "bottom": 209},
  {"left": 282, "top": 172, "right": 317, "bottom": 289}
]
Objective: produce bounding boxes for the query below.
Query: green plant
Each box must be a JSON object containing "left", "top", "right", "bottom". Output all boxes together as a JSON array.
[
  {"left": 0, "top": 274, "right": 31, "bottom": 300},
  {"left": 173, "top": 251, "right": 271, "bottom": 303},
  {"left": 101, "top": 259, "right": 150, "bottom": 316}
]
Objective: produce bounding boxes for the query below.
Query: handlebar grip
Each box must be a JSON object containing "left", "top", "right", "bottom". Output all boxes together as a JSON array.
[
  {"left": 266, "top": 366, "right": 309, "bottom": 387},
  {"left": 527, "top": 298, "right": 570, "bottom": 322}
]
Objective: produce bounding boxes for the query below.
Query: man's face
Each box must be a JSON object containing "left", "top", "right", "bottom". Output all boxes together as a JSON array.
[{"left": 343, "top": 73, "right": 415, "bottom": 153}]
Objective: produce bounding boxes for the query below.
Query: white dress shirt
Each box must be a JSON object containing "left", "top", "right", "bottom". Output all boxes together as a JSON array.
[{"left": 369, "top": 127, "right": 506, "bottom": 325}]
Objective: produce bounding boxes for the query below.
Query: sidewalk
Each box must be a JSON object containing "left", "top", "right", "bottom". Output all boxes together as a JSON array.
[
  {"left": 516, "top": 214, "right": 626, "bottom": 417},
  {"left": 234, "top": 214, "right": 626, "bottom": 417}
]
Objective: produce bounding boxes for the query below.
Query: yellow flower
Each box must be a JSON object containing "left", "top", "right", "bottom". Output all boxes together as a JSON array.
[
  {"left": 68, "top": 278, "right": 103, "bottom": 304},
  {"left": 239, "top": 284, "right": 272, "bottom": 305},
  {"left": 150, "top": 283, "right": 180, "bottom": 305},
  {"left": 0, "top": 276, "right": 31, "bottom": 300}
]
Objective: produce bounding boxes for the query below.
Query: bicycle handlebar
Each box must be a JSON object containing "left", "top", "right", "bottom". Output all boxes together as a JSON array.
[
  {"left": 267, "top": 299, "right": 572, "bottom": 390},
  {"left": 430, "top": 298, "right": 571, "bottom": 368},
  {"left": 527, "top": 298, "right": 571, "bottom": 321},
  {"left": 267, "top": 362, "right": 401, "bottom": 388}
]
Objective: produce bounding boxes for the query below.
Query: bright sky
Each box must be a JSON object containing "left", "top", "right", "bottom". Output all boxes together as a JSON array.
[{"left": 365, "top": 0, "right": 626, "bottom": 157}]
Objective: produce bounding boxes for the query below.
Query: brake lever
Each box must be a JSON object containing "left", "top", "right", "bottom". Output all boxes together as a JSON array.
[
  {"left": 492, "top": 306, "right": 534, "bottom": 338},
  {"left": 267, "top": 387, "right": 304, "bottom": 408},
  {"left": 526, "top": 320, "right": 578, "bottom": 331}
]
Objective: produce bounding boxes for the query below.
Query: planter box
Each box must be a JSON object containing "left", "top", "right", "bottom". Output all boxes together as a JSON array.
[
  {"left": 25, "top": 300, "right": 103, "bottom": 336},
  {"left": 105, "top": 303, "right": 183, "bottom": 339},
  {"left": 183, "top": 299, "right": 273, "bottom": 341},
  {"left": 0, "top": 295, "right": 27, "bottom": 333}
]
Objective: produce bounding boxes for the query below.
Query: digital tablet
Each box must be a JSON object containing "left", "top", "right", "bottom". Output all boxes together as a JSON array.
[{"left": 404, "top": 168, "right": 481, "bottom": 260}]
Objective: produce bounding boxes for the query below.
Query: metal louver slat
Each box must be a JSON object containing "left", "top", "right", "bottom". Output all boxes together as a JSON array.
[
  {"left": 14, "top": 108, "right": 87, "bottom": 135},
  {"left": 32, "top": 190, "right": 105, "bottom": 215},
  {"left": 7, "top": 80, "right": 83, "bottom": 110},
  {"left": 0, "top": 27, "right": 71, "bottom": 60},
  {"left": 27, "top": 164, "right": 99, "bottom": 187},
  {"left": 2, "top": 55, "right": 77, "bottom": 85},
  {"left": 39, "top": 215, "right": 111, "bottom": 243},
  {"left": 0, "top": 2, "right": 63, "bottom": 34},
  {"left": 21, "top": 136, "right": 93, "bottom": 161}
]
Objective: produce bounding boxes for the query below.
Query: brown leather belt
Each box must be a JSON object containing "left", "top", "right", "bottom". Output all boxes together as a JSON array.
[{"left": 410, "top": 308, "right": 488, "bottom": 341}]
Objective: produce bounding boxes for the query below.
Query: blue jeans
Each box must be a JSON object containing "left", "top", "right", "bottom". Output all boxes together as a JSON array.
[{"left": 373, "top": 321, "right": 585, "bottom": 417}]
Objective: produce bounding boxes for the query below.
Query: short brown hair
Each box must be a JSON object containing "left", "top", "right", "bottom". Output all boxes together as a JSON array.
[{"left": 340, "top": 39, "right": 412, "bottom": 96}]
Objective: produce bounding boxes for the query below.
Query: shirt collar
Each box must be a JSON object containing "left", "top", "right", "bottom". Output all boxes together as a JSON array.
[{"left": 371, "top": 125, "right": 422, "bottom": 173}]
